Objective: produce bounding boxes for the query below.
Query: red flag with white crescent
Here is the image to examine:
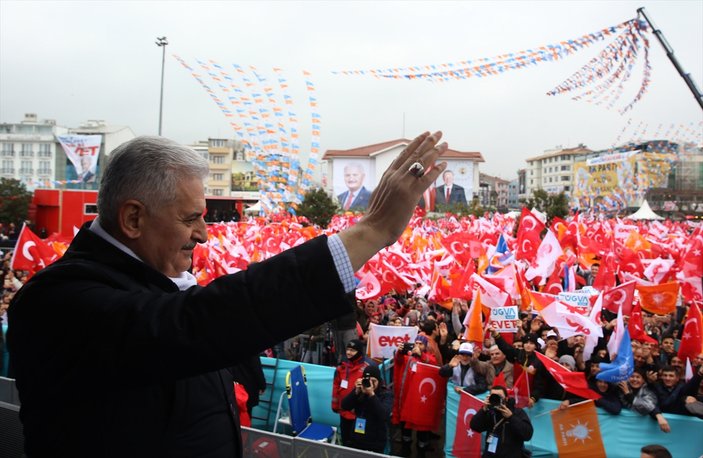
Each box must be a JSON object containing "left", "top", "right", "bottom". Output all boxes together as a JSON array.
[
  {"left": 10, "top": 224, "right": 58, "bottom": 274},
  {"left": 452, "top": 391, "right": 483, "bottom": 457},
  {"left": 399, "top": 362, "right": 446, "bottom": 431}
]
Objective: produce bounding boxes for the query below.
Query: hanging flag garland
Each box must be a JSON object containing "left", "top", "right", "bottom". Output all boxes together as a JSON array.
[
  {"left": 333, "top": 18, "right": 656, "bottom": 113},
  {"left": 173, "top": 55, "right": 318, "bottom": 214}
]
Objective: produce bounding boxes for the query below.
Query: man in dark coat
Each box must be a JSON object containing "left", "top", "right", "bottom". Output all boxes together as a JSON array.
[
  {"left": 470, "top": 385, "right": 534, "bottom": 458},
  {"left": 341, "top": 364, "right": 393, "bottom": 453},
  {"left": 8, "top": 131, "right": 449, "bottom": 457},
  {"left": 434, "top": 169, "right": 467, "bottom": 206}
]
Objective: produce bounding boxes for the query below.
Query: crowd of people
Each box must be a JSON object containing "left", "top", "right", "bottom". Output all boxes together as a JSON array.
[{"left": 265, "top": 281, "right": 702, "bottom": 456}]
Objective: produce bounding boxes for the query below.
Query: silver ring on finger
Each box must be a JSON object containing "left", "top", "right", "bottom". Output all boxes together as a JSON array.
[{"left": 408, "top": 161, "right": 425, "bottom": 178}]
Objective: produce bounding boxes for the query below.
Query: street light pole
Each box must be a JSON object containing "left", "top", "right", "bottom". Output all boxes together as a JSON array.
[{"left": 156, "top": 36, "right": 168, "bottom": 136}]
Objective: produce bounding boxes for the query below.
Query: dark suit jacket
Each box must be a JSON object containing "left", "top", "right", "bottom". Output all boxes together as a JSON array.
[
  {"left": 8, "top": 227, "right": 351, "bottom": 457},
  {"left": 338, "top": 186, "right": 372, "bottom": 210},
  {"left": 435, "top": 184, "right": 467, "bottom": 205}
]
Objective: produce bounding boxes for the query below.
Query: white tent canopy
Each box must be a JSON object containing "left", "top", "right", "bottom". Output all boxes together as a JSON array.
[
  {"left": 244, "top": 201, "right": 262, "bottom": 215},
  {"left": 627, "top": 200, "right": 664, "bottom": 220}
]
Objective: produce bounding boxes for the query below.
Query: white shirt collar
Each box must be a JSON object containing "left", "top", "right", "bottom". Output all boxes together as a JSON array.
[{"left": 89, "top": 217, "right": 198, "bottom": 290}]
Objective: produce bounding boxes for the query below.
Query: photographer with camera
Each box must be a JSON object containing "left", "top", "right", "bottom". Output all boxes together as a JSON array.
[
  {"left": 470, "top": 385, "right": 534, "bottom": 458},
  {"left": 332, "top": 340, "right": 375, "bottom": 446},
  {"left": 341, "top": 365, "right": 393, "bottom": 453}
]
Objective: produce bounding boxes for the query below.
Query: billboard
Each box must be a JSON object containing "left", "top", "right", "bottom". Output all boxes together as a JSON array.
[
  {"left": 572, "top": 151, "right": 674, "bottom": 212},
  {"left": 333, "top": 159, "right": 375, "bottom": 210}
]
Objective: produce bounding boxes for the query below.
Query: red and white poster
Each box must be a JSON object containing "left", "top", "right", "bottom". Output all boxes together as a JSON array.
[{"left": 57, "top": 134, "right": 102, "bottom": 183}]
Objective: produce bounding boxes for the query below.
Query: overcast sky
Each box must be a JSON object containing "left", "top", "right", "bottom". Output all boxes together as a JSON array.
[{"left": 1, "top": 0, "right": 701, "bottom": 179}]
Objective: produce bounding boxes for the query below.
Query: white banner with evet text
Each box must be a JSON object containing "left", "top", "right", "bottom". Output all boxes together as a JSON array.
[{"left": 367, "top": 323, "right": 418, "bottom": 359}]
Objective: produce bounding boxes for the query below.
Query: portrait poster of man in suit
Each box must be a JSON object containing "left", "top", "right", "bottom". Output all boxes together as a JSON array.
[
  {"left": 337, "top": 162, "right": 373, "bottom": 210},
  {"left": 435, "top": 169, "right": 467, "bottom": 206}
]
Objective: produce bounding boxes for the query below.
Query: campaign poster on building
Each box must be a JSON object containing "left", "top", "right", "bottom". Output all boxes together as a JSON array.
[
  {"left": 57, "top": 135, "right": 102, "bottom": 183},
  {"left": 433, "top": 160, "right": 474, "bottom": 207},
  {"left": 333, "top": 159, "right": 375, "bottom": 211}
]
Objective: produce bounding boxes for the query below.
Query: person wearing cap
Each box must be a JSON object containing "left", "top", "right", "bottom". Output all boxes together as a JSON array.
[
  {"left": 332, "top": 339, "right": 375, "bottom": 446},
  {"left": 341, "top": 364, "right": 393, "bottom": 453},
  {"left": 439, "top": 342, "right": 495, "bottom": 395}
]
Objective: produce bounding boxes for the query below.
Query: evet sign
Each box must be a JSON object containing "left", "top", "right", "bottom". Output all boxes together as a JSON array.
[
  {"left": 368, "top": 324, "right": 418, "bottom": 359},
  {"left": 378, "top": 334, "right": 412, "bottom": 347}
]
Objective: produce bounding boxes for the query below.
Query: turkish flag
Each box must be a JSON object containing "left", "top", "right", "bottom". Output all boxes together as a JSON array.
[
  {"left": 551, "top": 400, "right": 606, "bottom": 458},
  {"left": 525, "top": 229, "right": 564, "bottom": 283},
  {"left": 602, "top": 281, "right": 636, "bottom": 315},
  {"left": 678, "top": 302, "right": 703, "bottom": 363},
  {"left": 515, "top": 208, "right": 546, "bottom": 261},
  {"left": 637, "top": 281, "right": 679, "bottom": 315},
  {"left": 511, "top": 370, "right": 531, "bottom": 408},
  {"left": 628, "top": 303, "right": 657, "bottom": 344},
  {"left": 592, "top": 254, "right": 617, "bottom": 292},
  {"left": 449, "top": 261, "right": 474, "bottom": 300},
  {"left": 400, "top": 362, "right": 446, "bottom": 431},
  {"left": 355, "top": 270, "right": 382, "bottom": 300},
  {"left": 535, "top": 352, "right": 601, "bottom": 400},
  {"left": 452, "top": 391, "right": 483, "bottom": 457},
  {"left": 10, "top": 224, "right": 58, "bottom": 273}
]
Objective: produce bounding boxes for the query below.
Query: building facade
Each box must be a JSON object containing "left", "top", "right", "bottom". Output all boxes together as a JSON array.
[
  {"left": 0, "top": 113, "right": 67, "bottom": 190},
  {"left": 323, "top": 138, "right": 484, "bottom": 210},
  {"left": 524, "top": 145, "right": 592, "bottom": 199}
]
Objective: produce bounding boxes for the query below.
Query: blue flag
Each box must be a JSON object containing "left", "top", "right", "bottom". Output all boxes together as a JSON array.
[{"left": 597, "top": 327, "right": 634, "bottom": 383}]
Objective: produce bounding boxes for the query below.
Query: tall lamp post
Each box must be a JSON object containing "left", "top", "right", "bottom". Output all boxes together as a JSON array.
[{"left": 156, "top": 36, "right": 168, "bottom": 136}]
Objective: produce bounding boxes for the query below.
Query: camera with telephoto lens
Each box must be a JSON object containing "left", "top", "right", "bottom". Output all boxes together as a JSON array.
[
  {"left": 487, "top": 393, "right": 504, "bottom": 410},
  {"left": 361, "top": 375, "right": 371, "bottom": 388}
]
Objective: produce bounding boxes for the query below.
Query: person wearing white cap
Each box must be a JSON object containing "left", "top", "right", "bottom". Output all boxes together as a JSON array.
[{"left": 439, "top": 342, "right": 495, "bottom": 395}]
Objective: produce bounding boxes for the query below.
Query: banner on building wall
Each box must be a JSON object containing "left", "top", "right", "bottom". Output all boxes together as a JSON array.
[
  {"left": 435, "top": 161, "right": 475, "bottom": 206},
  {"left": 57, "top": 135, "right": 102, "bottom": 184},
  {"left": 333, "top": 159, "right": 375, "bottom": 211},
  {"left": 571, "top": 151, "right": 673, "bottom": 212}
]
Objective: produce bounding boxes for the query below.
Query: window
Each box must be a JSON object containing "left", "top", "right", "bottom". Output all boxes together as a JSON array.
[
  {"left": 38, "top": 161, "right": 51, "bottom": 175},
  {"left": 20, "top": 160, "right": 33, "bottom": 174},
  {"left": 212, "top": 188, "right": 223, "bottom": 196},
  {"left": 561, "top": 165, "right": 570, "bottom": 171},
  {"left": 38, "top": 144, "right": 51, "bottom": 157},
  {"left": 549, "top": 177, "right": 553, "bottom": 183},
  {"left": 211, "top": 155, "right": 224, "bottom": 164},
  {"left": 21, "top": 144, "right": 34, "bottom": 157},
  {"left": 1, "top": 159, "right": 13, "bottom": 173},
  {"left": 562, "top": 175, "right": 570, "bottom": 181},
  {"left": 530, "top": 179, "right": 533, "bottom": 185},
  {"left": 210, "top": 139, "right": 226, "bottom": 148},
  {"left": 212, "top": 173, "right": 224, "bottom": 181},
  {"left": 84, "top": 204, "right": 98, "bottom": 215},
  {"left": 1, "top": 143, "right": 13, "bottom": 154}
]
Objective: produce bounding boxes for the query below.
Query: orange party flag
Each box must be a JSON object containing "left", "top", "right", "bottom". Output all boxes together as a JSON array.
[
  {"left": 637, "top": 281, "right": 679, "bottom": 315},
  {"left": 551, "top": 400, "right": 606, "bottom": 458}
]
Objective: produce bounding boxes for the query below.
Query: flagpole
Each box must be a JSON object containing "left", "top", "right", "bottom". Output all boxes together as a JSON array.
[
  {"left": 637, "top": 8, "right": 703, "bottom": 110},
  {"left": 532, "top": 399, "right": 594, "bottom": 419}
]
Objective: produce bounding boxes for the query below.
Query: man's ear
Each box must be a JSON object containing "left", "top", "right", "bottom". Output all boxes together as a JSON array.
[{"left": 118, "top": 199, "right": 146, "bottom": 240}]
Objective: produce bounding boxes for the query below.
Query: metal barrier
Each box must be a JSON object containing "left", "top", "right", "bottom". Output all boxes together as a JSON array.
[
  {"left": 0, "top": 401, "right": 23, "bottom": 458},
  {"left": 0, "top": 377, "right": 20, "bottom": 406},
  {"left": 242, "top": 426, "right": 391, "bottom": 457},
  {"left": 0, "top": 397, "right": 389, "bottom": 458}
]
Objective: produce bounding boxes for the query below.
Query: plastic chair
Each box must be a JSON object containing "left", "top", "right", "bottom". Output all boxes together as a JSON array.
[{"left": 285, "top": 365, "right": 336, "bottom": 442}]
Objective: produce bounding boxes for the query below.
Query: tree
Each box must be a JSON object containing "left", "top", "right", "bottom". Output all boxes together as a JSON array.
[
  {"left": 0, "top": 178, "right": 32, "bottom": 225},
  {"left": 296, "top": 188, "right": 338, "bottom": 228},
  {"left": 523, "top": 189, "right": 570, "bottom": 223}
]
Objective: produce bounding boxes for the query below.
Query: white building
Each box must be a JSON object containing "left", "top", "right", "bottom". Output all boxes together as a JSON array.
[
  {"left": 524, "top": 144, "right": 592, "bottom": 198},
  {"left": 323, "top": 138, "right": 484, "bottom": 205},
  {"left": 0, "top": 113, "right": 68, "bottom": 190}
]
